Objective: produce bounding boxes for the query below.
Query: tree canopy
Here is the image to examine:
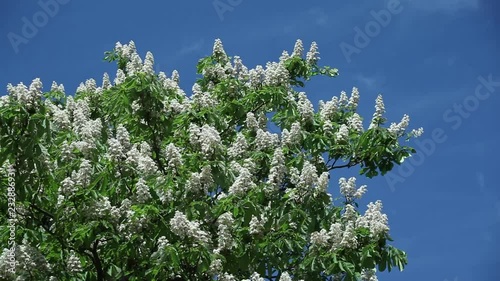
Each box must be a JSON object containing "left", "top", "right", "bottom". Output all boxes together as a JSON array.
[{"left": 0, "top": 39, "right": 422, "bottom": 280}]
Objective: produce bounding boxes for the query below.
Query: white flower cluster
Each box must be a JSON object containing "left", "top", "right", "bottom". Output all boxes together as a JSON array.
[
  {"left": 213, "top": 38, "right": 229, "bottom": 64},
  {"left": 316, "top": 171, "right": 330, "bottom": 192},
  {"left": 50, "top": 81, "right": 65, "bottom": 93},
  {"left": 306, "top": 41, "right": 320, "bottom": 65},
  {"left": 76, "top": 78, "right": 101, "bottom": 94},
  {"left": 169, "top": 211, "right": 210, "bottom": 245},
  {"left": 189, "top": 123, "right": 222, "bottom": 158},
  {"left": 242, "top": 272, "right": 266, "bottom": 281},
  {"left": 0, "top": 241, "right": 50, "bottom": 278},
  {"left": 369, "top": 95, "right": 385, "bottom": 129},
  {"left": 134, "top": 178, "right": 152, "bottom": 203},
  {"left": 228, "top": 165, "right": 256, "bottom": 197},
  {"left": 347, "top": 113, "right": 364, "bottom": 133},
  {"left": 63, "top": 98, "right": 103, "bottom": 158},
  {"left": 348, "top": 87, "right": 360, "bottom": 108},
  {"left": 281, "top": 121, "right": 301, "bottom": 147},
  {"left": 66, "top": 250, "right": 82, "bottom": 273},
  {"left": 310, "top": 220, "right": 358, "bottom": 251},
  {"left": 279, "top": 50, "right": 290, "bottom": 63},
  {"left": 142, "top": 51, "right": 155, "bottom": 76},
  {"left": 266, "top": 147, "right": 287, "bottom": 189},
  {"left": 245, "top": 112, "right": 259, "bottom": 131},
  {"left": 185, "top": 165, "right": 213, "bottom": 194},
  {"left": 254, "top": 129, "right": 280, "bottom": 151},
  {"left": 335, "top": 124, "right": 349, "bottom": 142},
  {"left": 125, "top": 142, "right": 158, "bottom": 176},
  {"left": 292, "top": 39, "right": 304, "bottom": 57},
  {"left": 297, "top": 160, "right": 318, "bottom": 189},
  {"left": 45, "top": 99, "right": 71, "bottom": 131},
  {"left": 356, "top": 200, "right": 389, "bottom": 238},
  {"left": 319, "top": 96, "right": 339, "bottom": 121},
  {"left": 164, "top": 143, "right": 183, "bottom": 172},
  {"left": 191, "top": 83, "right": 219, "bottom": 109},
  {"left": 57, "top": 159, "right": 93, "bottom": 202},
  {"left": 227, "top": 132, "right": 249, "bottom": 159},
  {"left": 297, "top": 92, "right": 314, "bottom": 123},
  {"left": 263, "top": 61, "right": 289, "bottom": 87},
  {"left": 339, "top": 177, "right": 367, "bottom": 202},
  {"left": 248, "top": 65, "right": 266, "bottom": 89},
  {"left": 106, "top": 124, "right": 132, "bottom": 162},
  {"left": 6, "top": 78, "right": 43, "bottom": 110},
  {"left": 361, "top": 268, "right": 379, "bottom": 281},
  {"left": 280, "top": 272, "right": 293, "bottom": 281},
  {"left": 117, "top": 207, "right": 149, "bottom": 240},
  {"left": 387, "top": 114, "right": 410, "bottom": 136},
  {"left": 216, "top": 212, "right": 235, "bottom": 251},
  {"left": 232, "top": 56, "right": 249, "bottom": 81},
  {"left": 410, "top": 127, "right": 424, "bottom": 138},
  {"left": 93, "top": 196, "right": 112, "bottom": 218},
  {"left": 249, "top": 214, "right": 267, "bottom": 235}
]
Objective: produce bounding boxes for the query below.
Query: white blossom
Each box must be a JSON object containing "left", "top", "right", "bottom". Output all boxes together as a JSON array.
[
  {"left": 267, "top": 148, "right": 286, "bottom": 188},
  {"left": 245, "top": 112, "right": 259, "bottom": 131},
  {"left": 228, "top": 133, "right": 248, "bottom": 159},
  {"left": 297, "top": 92, "right": 314, "bottom": 123},
  {"left": 217, "top": 212, "right": 235, "bottom": 250},
  {"left": 254, "top": 129, "right": 279, "bottom": 151},
  {"left": 356, "top": 200, "right": 389, "bottom": 238},
  {"left": 164, "top": 143, "right": 183, "bottom": 171},
  {"left": 169, "top": 211, "right": 210, "bottom": 245},
  {"left": 317, "top": 172, "right": 330, "bottom": 192},
  {"left": 320, "top": 96, "right": 339, "bottom": 121},
  {"left": 102, "top": 72, "right": 111, "bottom": 90},
  {"left": 348, "top": 87, "right": 360, "bottom": 109},
  {"left": 264, "top": 61, "right": 289, "bottom": 87},
  {"left": 142, "top": 51, "right": 155, "bottom": 75},
  {"left": 306, "top": 41, "right": 320, "bottom": 65},
  {"left": 361, "top": 268, "right": 378, "bottom": 281},
  {"left": 339, "top": 177, "right": 367, "bottom": 202},
  {"left": 229, "top": 166, "right": 256, "bottom": 196},
  {"left": 298, "top": 160, "right": 318, "bottom": 189},
  {"left": 280, "top": 272, "right": 293, "bottom": 281},
  {"left": 279, "top": 50, "right": 290, "bottom": 63},
  {"left": 114, "top": 69, "right": 126, "bottom": 85},
  {"left": 282, "top": 122, "right": 301, "bottom": 146},
  {"left": 134, "top": 178, "right": 152, "bottom": 203},
  {"left": 185, "top": 166, "right": 213, "bottom": 194},
  {"left": 369, "top": 95, "right": 385, "bottom": 129},
  {"left": 292, "top": 39, "right": 304, "bottom": 57},
  {"left": 347, "top": 113, "right": 364, "bottom": 133},
  {"left": 232, "top": 56, "right": 249, "bottom": 81},
  {"left": 335, "top": 124, "right": 349, "bottom": 142},
  {"left": 387, "top": 114, "right": 410, "bottom": 136},
  {"left": 249, "top": 214, "right": 267, "bottom": 235},
  {"left": 248, "top": 65, "right": 265, "bottom": 89},
  {"left": 126, "top": 52, "right": 143, "bottom": 76},
  {"left": 410, "top": 127, "right": 424, "bottom": 138}
]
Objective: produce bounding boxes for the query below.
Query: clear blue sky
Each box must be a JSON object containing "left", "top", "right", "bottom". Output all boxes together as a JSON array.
[{"left": 1, "top": 0, "right": 499, "bottom": 280}]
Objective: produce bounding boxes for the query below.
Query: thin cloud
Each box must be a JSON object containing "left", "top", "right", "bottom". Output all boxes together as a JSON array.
[
  {"left": 177, "top": 39, "right": 205, "bottom": 56},
  {"left": 355, "top": 72, "right": 386, "bottom": 91},
  {"left": 307, "top": 7, "right": 329, "bottom": 27}
]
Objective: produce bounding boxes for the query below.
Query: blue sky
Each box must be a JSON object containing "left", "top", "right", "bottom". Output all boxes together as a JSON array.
[{"left": 1, "top": 0, "right": 499, "bottom": 280}]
